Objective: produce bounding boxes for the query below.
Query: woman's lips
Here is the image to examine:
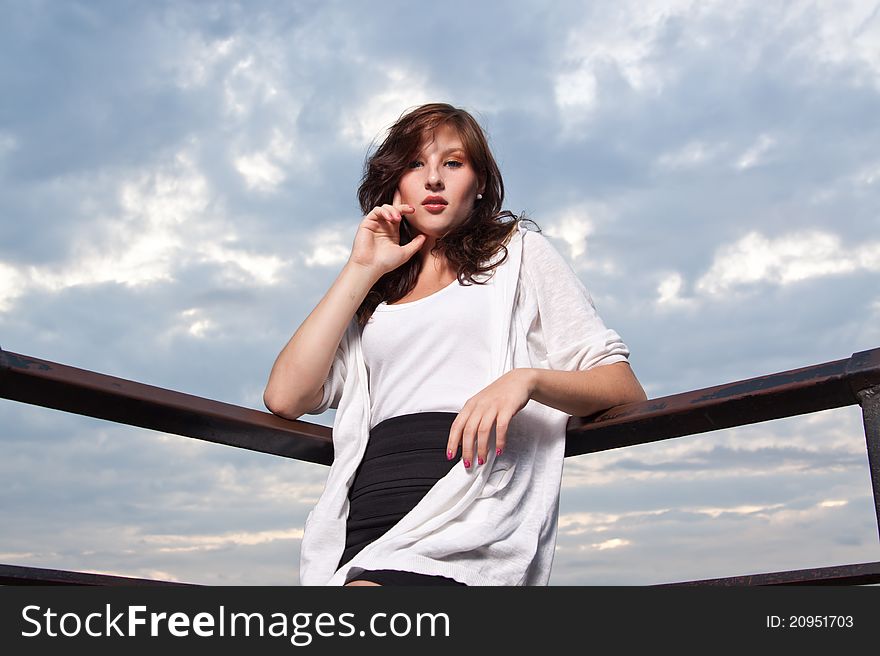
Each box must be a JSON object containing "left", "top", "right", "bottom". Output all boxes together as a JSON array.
[{"left": 421, "top": 195, "right": 448, "bottom": 214}]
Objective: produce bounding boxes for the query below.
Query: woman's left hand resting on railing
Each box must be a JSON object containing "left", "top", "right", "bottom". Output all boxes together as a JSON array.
[{"left": 446, "top": 361, "right": 646, "bottom": 469}]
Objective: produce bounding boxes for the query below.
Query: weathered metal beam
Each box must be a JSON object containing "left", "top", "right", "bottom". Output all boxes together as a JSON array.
[
  {"left": 565, "top": 348, "right": 880, "bottom": 457},
  {"left": 4, "top": 347, "right": 880, "bottom": 465},
  {"left": 0, "top": 563, "right": 198, "bottom": 586},
  {"left": 856, "top": 384, "right": 880, "bottom": 542},
  {"left": 0, "top": 349, "right": 334, "bottom": 466},
  {"left": 655, "top": 561, "right": 880, "bottom": 586},
  {"left": 6, "top": 560, "right": 878, "bottom": 587}
]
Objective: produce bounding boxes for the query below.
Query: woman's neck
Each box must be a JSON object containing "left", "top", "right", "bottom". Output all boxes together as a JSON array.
[{"left": 416, "top": 245, "right": 455, "bottom": 282}]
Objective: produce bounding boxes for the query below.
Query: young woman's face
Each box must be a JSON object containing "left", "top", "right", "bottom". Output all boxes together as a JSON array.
[{"left": 396, "top": 123, "right": 484, "bottom": 240}]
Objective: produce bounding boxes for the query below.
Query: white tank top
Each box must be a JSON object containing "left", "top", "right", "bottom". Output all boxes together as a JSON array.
[{"left": 362, "top": 276, "right": 495, "bottom": 430}]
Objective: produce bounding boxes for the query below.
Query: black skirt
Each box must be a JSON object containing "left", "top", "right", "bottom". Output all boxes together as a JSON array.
[{"left": 338, "top": 411, "right": 467, "bottom": 586}]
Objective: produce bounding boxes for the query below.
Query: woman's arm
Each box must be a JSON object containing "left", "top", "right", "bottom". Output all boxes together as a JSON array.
[
  {"left": 263, "top": 261, "right": 379, "bottom": 420},
  {"left": 264, "top": 194, "right": 424, "bottom": 420},
  {"left": 445, "top": 363, "right": 646, "bottom": 468},
  {"left": 525, "top": 361, "right": 647, "bottom": 418},
  {"left": 520, "top": 230, "right": 643, "bottom": 415},
  {"left": 446, "top": 231, "right": 646, "bottom": 466}
]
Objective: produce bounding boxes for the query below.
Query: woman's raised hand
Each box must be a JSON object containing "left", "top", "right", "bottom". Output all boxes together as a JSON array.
[{"left": 349, "top": 190, "right": 426, "bottom": 277}]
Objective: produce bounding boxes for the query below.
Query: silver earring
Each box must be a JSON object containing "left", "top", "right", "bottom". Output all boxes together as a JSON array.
[{"left": 476, "top": 194, "right": 483, "bottom": 200}]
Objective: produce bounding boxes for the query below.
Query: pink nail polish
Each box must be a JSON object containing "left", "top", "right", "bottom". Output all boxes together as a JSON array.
[
  {"left": 447, "top": 450, "right": 453, "bottom": 460},
  {"left": 463, "top": 459, "right": 471, "bottom": 468},
  {"left": 478, "top": 456, "right": 485, "bottom": 466},
  {"left": 496, "top": 448, "right": 503, "bottom": 456}
]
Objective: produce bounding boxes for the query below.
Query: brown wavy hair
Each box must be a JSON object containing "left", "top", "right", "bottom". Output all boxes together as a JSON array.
[{"left": 355, "top": 102, "right": 540, "bottom": 329}]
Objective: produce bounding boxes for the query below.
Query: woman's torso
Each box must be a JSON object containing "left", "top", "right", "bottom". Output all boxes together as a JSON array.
[{"left": 362, "top": 273, "right": 495, "bottom": 429}]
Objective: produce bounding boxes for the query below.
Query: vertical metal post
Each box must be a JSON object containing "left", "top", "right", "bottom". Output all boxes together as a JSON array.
[{"left": 857, "top": 385, "right": 880, "bottom": 543}]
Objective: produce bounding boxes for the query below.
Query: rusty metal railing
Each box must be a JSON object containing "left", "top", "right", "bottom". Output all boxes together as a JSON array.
[{"left": 2, "top": 345, "right": 879, "bottom": 586}]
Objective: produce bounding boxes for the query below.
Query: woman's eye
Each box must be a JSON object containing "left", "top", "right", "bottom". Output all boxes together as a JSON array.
[{"left": 407, "top": 160, "right": 464, "bottom": 168}]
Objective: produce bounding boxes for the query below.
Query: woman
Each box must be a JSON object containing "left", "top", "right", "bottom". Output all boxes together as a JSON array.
[{"left": 264, "top": 103, "right": 647, "bottom": 586}]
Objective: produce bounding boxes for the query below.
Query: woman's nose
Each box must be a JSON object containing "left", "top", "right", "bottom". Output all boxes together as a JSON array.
[{"left": 426, "top": 166, "right": 443, "bottom": 187}]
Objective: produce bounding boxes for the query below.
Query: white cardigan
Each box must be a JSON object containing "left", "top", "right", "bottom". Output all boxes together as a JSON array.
[{"left": 300, "top": 220, "right": 630, "bottom": 586}]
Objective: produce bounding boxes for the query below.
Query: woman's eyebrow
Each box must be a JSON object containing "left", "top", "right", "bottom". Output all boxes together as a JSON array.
[
  {"left": 413, "top": 146, "right": 467, "bottom": 160},
  {"left": 417, "top": 146, "right": 466, "bottom": 156}
]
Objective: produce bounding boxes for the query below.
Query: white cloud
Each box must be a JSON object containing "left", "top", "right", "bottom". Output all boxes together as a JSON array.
[
  {"left": 560, "top": 499, "right": 852, "bottom": 543},
  {"left": 693, "top": 503, "right": 785, "bottom": 519},
  {"left": 656, "top": 140, "right": 727, "bottom": 170},
  {"left": 552, "top": 0, "right": 727, "bottom": 134},
  {"left": 656, "top": 271, "right": 697, "bottom": 309},
  {"left": 554, "top": 66, "right": 600, "bottom": 115},
  {"left": 696, "top": 229, "right": 880, "bottom": 295},
  {"left": 162, "top": 308, "right": 218, "bottom": 341},
  {"left": 301, "top": 225, "right": 354, "bottom": 268},
  {"left": 562, "top": 406, "right": 867, "bottom": 488},
  {"left": 789, "top": 0, "right": 880, "bottom": 88},
  {"left": 0, "top": 261, "right": 26, "bottom": 312},
  {"left": 234, "top": 128, "right": 304, "bottom": 193},
  {"left": 18, "top": 150, "right": 210, "bottom": 294},
  {"left": 0, "top": 551, "right": 39, "bottom": 561},
  {"left": 559, "top": 509, "right": 669, "bottom": 535},
  {"left": 554, "top": 3, "right": 673, "bottom": 117},
  {"left": 223, "top": 54, "right": 282, "bottom": 117},
  {"left": 735, "top": 133, "right": 777, "bottom": 170},
  {"left": 553, "top": 0, "right": 880, "bottom": 141},
  {"left": 339, "top": 66, "right": 435, "bottom": 148},
  {"left": 188, "top": 34, "right": 310, "bottom": 192},
  {"left": 142, "top": 527, "right": 304, "bottom": 554},
  {"left": 806, "top": 157, "right": 880, "bottom": 204},
  {"left": 0, "top": 147, "right": 295, "bottom": 316},
  {"left": 205, "top": 39, "right": 312, "bottom": 191},
  {"left": 198, "top": 241, "right": 287, "bottom": 286},
  {"left": 657, "top": 227, "right": 880, "bottom": 305},
  {"left": 174, "top": 35, "right": 237, "bottom": 89},
  {"left": 751, "top": 499, "right": 860, "bottom": 529},
  {"left": 853, "top": 160, "right": 880, "bottom": 186},
  {"left": 543, "top": 206, "right": 596, "bottom": 261},
  {"left": 234, "top": 152, "right": 285, "bottom": 191},
  {"left": 542, "top": 203, "right": 623, "bottom": 278},
  {"left": 592, "top": 537, "right": 631, "bottom": 551}
]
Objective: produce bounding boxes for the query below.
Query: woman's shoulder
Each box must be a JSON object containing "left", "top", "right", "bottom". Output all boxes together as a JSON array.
[
  {"left": 518, "top": 224, "right": 565, "bottom": 271},
  {"left": 483, "top": 216, "right": 555, "bottom": 278}
]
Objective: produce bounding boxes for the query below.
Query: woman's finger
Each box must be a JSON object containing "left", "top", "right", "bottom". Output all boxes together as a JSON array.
[
  {"left": 446, "top": 412, "right": 465, "bottom": 463},
  {"left": 460, "top": 413, "right": 483, "bottom": 470},
  {"left": 494, "top": 414, "right": 509, "bottom": 457},
  {"left": 368, "top": 206, "right": 388, "bottom": 222},
  {"left": 475, "top": 411, "right": 497, "bottom": 466},
  {"left": 392, "top": 190, "right": 414, "bottom": 215}
]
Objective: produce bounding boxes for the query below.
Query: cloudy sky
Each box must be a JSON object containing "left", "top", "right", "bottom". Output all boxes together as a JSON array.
[{"left": 1, "top": 0, "right": 879, "bottom": 586}]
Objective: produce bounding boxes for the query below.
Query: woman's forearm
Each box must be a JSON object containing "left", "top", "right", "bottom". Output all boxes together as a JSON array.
[
  {"left": 524, "top": 362, "right": 647, "bottom": 418},
  {"left": 263, "top": 261, "right": 379, "bottom": 419}
]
